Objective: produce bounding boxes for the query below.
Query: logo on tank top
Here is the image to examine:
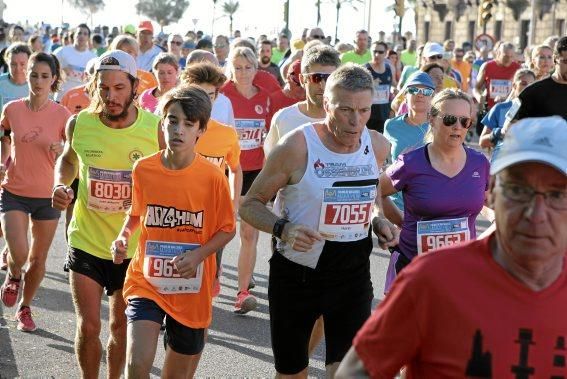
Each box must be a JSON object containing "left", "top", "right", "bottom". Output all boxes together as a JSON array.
[
  {"left": 313, "top": 158, "right": 374, "bottom": 178},
  {"left": 254, "top": 105, "right": 263, "bottom": 114},
  {"left": 146, "top": 205, "right": 204, "bottom": 229},
  {"left": 364, "top": 145, "right": 370, "bottom": 155},
  {"left": 128, "top": 149, "right": 144, "bottom": 163}
]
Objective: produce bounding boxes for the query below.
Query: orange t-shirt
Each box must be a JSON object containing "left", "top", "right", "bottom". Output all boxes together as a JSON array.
[
  {"left": 1, "top": 99, "right": 70, "bottom": 198},
  {"left": 123, "top": 152, "right": 235, "bottom": 328},
  {"left": 195, "top": 119, "right": 240, "bottom": 172},
  {"left": 137, "top": 69, "right": 158, "bottom": 96},
  {"left": 451, "top": 60, "right": 472, "bottom": 92},
  {"left": 60, "top": 85, "right": 90, "bottom": 114},
  {"left": 354, "top": 235, "right": 567, "bottom": 378}
]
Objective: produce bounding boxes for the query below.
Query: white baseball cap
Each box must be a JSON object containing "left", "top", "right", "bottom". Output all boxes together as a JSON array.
[
  {"left": 95, "top": 50, "right": 137, "bottom": 78},
  {"left": 422, "top": 42, "right": 444, "bottom": 57},
  {"left": 490, "top": 116, "right": 567, "bottom": 176}
]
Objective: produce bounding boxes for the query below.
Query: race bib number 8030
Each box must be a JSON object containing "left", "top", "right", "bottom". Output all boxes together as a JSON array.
[{"left": 87, "top": 167, "right": 132, "bottom": 213}]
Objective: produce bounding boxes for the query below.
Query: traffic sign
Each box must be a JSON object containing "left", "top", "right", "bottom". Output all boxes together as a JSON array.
[{"left": 475, "top": 33, "right": 495, "bottom": 51}]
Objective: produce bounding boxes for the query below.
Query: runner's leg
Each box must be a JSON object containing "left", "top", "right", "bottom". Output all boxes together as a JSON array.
[
  {"left": 162, "top": 348, "right": 202, "bottom": 379},
  {"left": 19, "top": 218, "right": 58, "bottom": 307},
  {"left": 308, "top": 317, "right": 325, "bottom": 355},
  {"left": 125, "top": 320, "right": 161, "bottom": 378},
  {"left": 70, "top": 271, "right": 104, "bottom": 379},
  {"left": 1, "top": 211, "right": 29, "bottom": 279},
  {"left": 107, "top": 288, "right": 128, "bottom": 379},
  {"left": 237, "top": 220, "right": 258, "bottom": 293}
]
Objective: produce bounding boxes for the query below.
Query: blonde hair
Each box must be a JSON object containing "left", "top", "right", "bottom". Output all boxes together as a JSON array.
[
  {"left": 529, "top": 44, "right": 553, "bottom": 70},
  {"left": 109, "top": 34, "right": 139, "bottom": 53},
  {"left": 227, "top": 46, "right": 258, "bottom": 80},
  {"left": 425, "top": 88, "right": 473, "bottom": 142}
]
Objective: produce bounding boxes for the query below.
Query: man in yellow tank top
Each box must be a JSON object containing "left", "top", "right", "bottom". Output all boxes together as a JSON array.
[{"left": 52, "top": 50, "right": 164, "bottom": 379}]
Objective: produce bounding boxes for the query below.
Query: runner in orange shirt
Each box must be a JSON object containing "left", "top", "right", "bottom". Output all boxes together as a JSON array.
[
  {"left": 181, "top": 62, "right": 242, "bottom": 296},
  {"left": 60, "top": 57, "right": 97, "bottom": 115},
  {"left": 111, "top": 84, "right": 236, "bottom": 378}
]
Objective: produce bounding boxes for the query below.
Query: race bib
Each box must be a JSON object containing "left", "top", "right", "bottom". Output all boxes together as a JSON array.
[
  {"left": 416, "top": 217, "right": 470, "bottom": 254},
  {"left": 373, "top": 83, "right": 390, "bottom": 104},
  {"left": 318, "top": 185, "right": 376, "bottom": 242},
  {"left": 87, "top": 167, "right": 132, "bottom": 213},
  {"left": 235, "top": 119, "right": 265, "bottom": 150},
  {"left": 489, "top": 79, "right": 512, "bottom": 99},
  {"left": 143, "top": 241, "right": 203, "bottom": 294}
]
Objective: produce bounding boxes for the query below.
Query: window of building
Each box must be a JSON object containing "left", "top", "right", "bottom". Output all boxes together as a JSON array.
[
  {"left": 495, "top": 20, "right": 502, "bottom": 41},
  {"left": 425, "top": 21, "right": 430, "bottom": 42},
  {"left": 445, "top": 21, "right": 453, "bottom": 40}
]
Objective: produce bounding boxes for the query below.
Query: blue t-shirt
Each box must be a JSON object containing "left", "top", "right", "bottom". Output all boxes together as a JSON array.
[
  {"left": 386, "top": 145, "right": 490, "bottom": 259},
  {"left": 0, "top": 74, "right": 28, "bottom": 111},
  {"left": 481, "top": 100, "right": 512, "bottom": 163},
  {"left": 383, "top": 115, "right": 429, "bottom": 210}
]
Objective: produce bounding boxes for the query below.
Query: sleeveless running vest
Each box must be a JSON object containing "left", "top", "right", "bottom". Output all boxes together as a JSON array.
[
  {"left": 274, "top": 124, "right": 380, "bottom": 268},
  {"left": 68, "top": 108, "right": 160, "bottom": 260}
]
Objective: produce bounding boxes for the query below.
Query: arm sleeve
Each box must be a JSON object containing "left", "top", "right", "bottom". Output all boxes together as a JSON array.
[
  {"left": 386, "top": 153, "right": 410, "bottom": 192},
  {"left": 353, "top": 268, "right": 422, "bottom": 378}
]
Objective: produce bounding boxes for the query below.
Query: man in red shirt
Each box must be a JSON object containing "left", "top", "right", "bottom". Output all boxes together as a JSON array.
[
  {"left": 337, "top": 116, "right": 567, "bottom": 378},
  {"left": 475, "top": 42, "right": 521, "bottom": 111},
  {"left": 268, "top": 59, "right": 305, "bottom": 116}
]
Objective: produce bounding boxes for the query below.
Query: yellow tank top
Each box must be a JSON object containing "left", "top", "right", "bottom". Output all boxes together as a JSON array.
[{"left": 68, "top": 108, "right": 160, "bottom": 260}]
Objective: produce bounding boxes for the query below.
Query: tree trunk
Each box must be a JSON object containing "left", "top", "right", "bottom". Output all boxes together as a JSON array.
[
  {"left": 230, "top": 15, "right": 233, "bottom": 36},
  {"left": 335, "top": 1, "right": 340, "bottom": 44},
  {"left": 316, "top": 0, "right": 321, "bottom": 25}
]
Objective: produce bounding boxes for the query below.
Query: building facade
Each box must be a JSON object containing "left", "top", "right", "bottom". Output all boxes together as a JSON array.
[{"left": 415, "top": 0, "right": 567, "bottom": 48}]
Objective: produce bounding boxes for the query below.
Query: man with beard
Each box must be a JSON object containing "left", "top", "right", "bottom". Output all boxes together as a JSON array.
[
  {"left": 51, "top": 50, "right": 163, "bottom": 379},
  {"left": 258, "top": 40, "right": 285, "bottom": 87}
]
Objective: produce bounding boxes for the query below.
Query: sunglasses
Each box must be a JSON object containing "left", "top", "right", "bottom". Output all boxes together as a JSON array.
[
  {"left": 170, "top": 41, "right": 183, "bottom": 46},
  {"left": 429, "top": 54, "right": 443, "bottom": 60},
  {"left": 373, "top": 50, "right": 386, "bottom": 54},
  {"left": 311, "top": 35, "right": 325, "bottom": 40},
  {"left": 214, "top": 44, "right": 227, "bottom": 48},
  {"left": 303, "top": 72, "right": 331, "bottom": 84},
  {"left": 406, "top": 86, "right": 434, "bottom": 96},
  {"left": 435, "top": 113, "right": 473, "bottom": 129}
]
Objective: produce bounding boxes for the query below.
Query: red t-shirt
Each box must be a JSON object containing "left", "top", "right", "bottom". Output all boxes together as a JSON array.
[
  {"left": 253, "top": 70, "right": 282, "bottom": 95},
  {"left": 354, "top": 234, "right": 567, "bottom": 378},
  {"left": 220, "top": 81, "right": 271, "bottom": 172},
  {"left": 483, "top": 60, "right": 521, "bottom": 109},
  {"left": 269, "top": 89, "right": 300, "bottom": 117}
]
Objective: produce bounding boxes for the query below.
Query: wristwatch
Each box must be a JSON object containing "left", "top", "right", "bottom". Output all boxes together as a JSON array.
[{"left": 272, "top": 218, "right": 289, "bottom": 239}]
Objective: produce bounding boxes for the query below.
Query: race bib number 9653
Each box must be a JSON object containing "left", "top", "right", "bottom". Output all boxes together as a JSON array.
[
  {"left": 87, "top": 167, "right": 132, "bottom": 213},
  {"left": 143, "top": 241, "right": 203, "bottom": 294},
  {"left": 319, "top": 185, "right": 376, "bottom": 242},
  {"left": 416, "top": 217, "right": 470, "bottom": 254}
]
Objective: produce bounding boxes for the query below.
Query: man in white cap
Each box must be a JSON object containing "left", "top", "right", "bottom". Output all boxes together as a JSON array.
[
  {"left": 337, "top": 117, "right": 567, "bottom": 378},
  {"left": 52, "top": 50, "right": 163, "bottom": 379}
]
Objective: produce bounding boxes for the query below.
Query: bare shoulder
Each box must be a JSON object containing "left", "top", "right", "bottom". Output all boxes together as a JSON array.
[
  {"left": 368, "top": 129, "right": 391, "bottom": 166},
  {"left": 267, "top": 126, "right": 308, "bottom": 183}
]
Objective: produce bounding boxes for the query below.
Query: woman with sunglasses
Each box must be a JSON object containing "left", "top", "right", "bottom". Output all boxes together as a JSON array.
[
  {"left": 139, "top": 53, "right": 179, "bottom": 114},
  {"left": 379, "top": 89, "right": 490, "bottom": 292},
  {"left": 383, "top": 72, "right": 435, "bottom": 212},
  {"left": 365, "top": 41, "right": 396, "bottom": 134},
  {"left": 220, "top": 46, "right": 272, "bottom": 315},
  {"left": 391, "top": 63, "right": 444, "bottom": 116},
  {"left": 167, "top": 33, "right": 186, "bottom": 69},
  {"left": 479, "top": 69, "right": 535, "bottom": 162}
]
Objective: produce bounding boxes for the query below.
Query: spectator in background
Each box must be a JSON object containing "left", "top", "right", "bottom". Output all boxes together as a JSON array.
[
  {"left": 341, "top": 29, "right": 371, "bottom": 64},
  {"left": 91, "top": 34, "right": 106, "bottom": 56},
  {"left": 272, "top": 33, "right": 289, "bottom": 65},
  {"left": 214, "top": 35, "right": 230, "bottom": 67},
  {"left": 136, "top": 20, "right": 163, "bottom": 72},
  {"left": 400, "top": 39, "right": 417, "bottom": 67},
  {"left": 258, "top": 40, "right": 284, "bottom": 87}
]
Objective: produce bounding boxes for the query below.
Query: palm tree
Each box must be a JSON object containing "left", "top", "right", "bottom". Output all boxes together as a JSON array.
[
  {"left": 315, "top": 0, "right": 323, "bottom": 25},
  {"left": 212, "top": 0, "right": 218, "bottom": 37},
  {"left": 334, "top": 0, "right": 363, "bottom": 43},
  {"left": 222, "top": 0, "right": 240, "bottom": 37}
]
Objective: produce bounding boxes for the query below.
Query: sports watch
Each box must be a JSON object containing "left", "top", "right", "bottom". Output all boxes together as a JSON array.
[{"left": 272, "top": 218, "right": 290, "bottom": 239}]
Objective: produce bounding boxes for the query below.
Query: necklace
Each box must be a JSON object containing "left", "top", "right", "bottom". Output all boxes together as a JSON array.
[{"left": 26, "top": 98, "right": 50, "bottom": 112}]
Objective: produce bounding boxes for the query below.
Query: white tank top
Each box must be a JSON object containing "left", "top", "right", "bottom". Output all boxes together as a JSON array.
[{"left": 274, "top": 123, "right": 380, "bottom": 268}]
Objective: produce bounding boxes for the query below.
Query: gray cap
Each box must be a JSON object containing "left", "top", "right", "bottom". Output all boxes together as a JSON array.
[{"left": 490, "top": 116, "right": 567, "bottom": 176}]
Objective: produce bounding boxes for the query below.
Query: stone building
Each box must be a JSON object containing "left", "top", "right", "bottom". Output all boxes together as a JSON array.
[{"left": 414, "top": 0, "right": 567, "bottom": 48}]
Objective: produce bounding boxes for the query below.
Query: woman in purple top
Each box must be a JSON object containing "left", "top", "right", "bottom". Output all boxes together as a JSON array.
[
  {"left": 138, "top": 53, "right": 179, "bottom": 113},
  {"left": 379, "top": 89, "right": 492, "bottom": 291}
]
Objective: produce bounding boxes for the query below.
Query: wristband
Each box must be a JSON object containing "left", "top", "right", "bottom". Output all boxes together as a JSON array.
[
  {"left": 272, "top": 218, "right": 289, "bottom": 239},
  {"left": 52, "top": 184, "right": 66, "bottom": 193}
]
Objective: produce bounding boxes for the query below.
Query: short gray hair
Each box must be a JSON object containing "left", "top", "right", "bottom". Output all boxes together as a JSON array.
[
  {"left": 301, "top": 45, "right": 341, "bottom": 73},
  {"left": 324, "top": 63, "right": 373, "bottom": 104}
]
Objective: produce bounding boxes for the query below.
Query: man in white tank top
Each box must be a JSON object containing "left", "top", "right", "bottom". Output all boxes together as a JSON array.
[
  {"left": 264, "top": 45, "right": 340, "bottom": 156},
  {"left": 240, "top": 64, "right": 399, "bottom": 378}
]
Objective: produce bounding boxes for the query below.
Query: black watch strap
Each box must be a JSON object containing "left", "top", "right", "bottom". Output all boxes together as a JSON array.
[{"left": 272, "top": 218, "right": 289, "bottom": 239}]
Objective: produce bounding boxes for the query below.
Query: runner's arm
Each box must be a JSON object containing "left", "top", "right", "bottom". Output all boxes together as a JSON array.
[
  {"left": 479, "top": 125, "right": 496, "bottom": 149},
  {"left": 240, "top": 131, "right": 323, "bottom": 252},
  {"left": 229, "top": 163, "right": 243, "bottom": 212},
  {"left": 473, "top": 62, "right": 487, "bottom": 102},
  {"left": 111, "top": 215, "right": 141, "bottom": 264},
  {"left": 378, "top": 171, "right": 403, "bottom": 227},
  {"left": 335, "top": 348, "right": 370, "bottom": 379},
  {"left": 157, "top": 122, "right": 166, "bottom": 149},
  {"left": 54, "top": 115, "right": 79, "bottom": 187}
]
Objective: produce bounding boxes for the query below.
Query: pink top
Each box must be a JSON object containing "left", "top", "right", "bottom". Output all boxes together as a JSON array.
[
  {"left": 139, "top": 87, "right": 159, "bottom": 114},
  {"left": 1, "top": 99, "right": 70, "bottom": 198}
]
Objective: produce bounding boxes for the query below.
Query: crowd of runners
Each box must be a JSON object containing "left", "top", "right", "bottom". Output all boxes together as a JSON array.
[{"left": 0, "top": 17, "right": 566, "bottom": 378}]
